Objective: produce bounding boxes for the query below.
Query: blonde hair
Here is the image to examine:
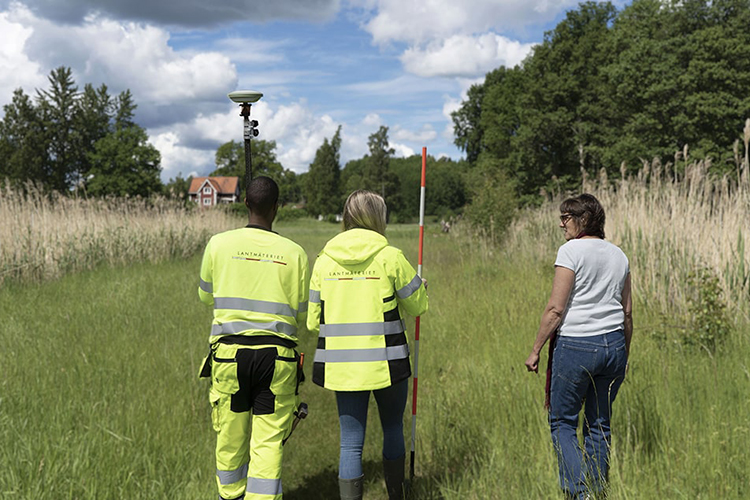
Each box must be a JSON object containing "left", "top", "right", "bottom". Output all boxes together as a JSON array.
[{"left": 343, "top": 190, "right": 387, "bottom": 235}]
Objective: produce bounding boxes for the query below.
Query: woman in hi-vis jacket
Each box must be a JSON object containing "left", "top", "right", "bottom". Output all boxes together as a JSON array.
[{"left": 307, "top": 190, "right": 428, "bottom": 500}]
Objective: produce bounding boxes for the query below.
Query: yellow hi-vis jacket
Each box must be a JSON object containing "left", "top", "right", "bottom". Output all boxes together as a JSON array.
[
  {"left": 198, "top": 225, "right": 310, "bottom": 344},
  {"left": 307, "top": 228, "right": 428, "bottom": 391}
]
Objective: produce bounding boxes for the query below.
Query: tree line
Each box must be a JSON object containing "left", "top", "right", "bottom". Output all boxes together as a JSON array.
[
  {"left": 5, "top": 0, "right": 748, "bottom": 233},
  {"left": 452, "top": 0, "right": 750, "bottom": 207},
  {"left": 0, "top": 67, "right": 161, "bottom": 197},
  {"left": 170, "top": 125, "right": 468, "bottom": 222}
]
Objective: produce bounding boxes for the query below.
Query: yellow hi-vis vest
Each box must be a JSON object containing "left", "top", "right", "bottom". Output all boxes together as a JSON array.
[
  {"left": 307, "top": 228, "right": 428, "bottom": 391},
  {"left": 198, "top": 225, "right": 310, "bottom": 344}
]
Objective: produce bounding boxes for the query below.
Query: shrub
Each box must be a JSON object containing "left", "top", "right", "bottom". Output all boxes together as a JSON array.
[
  {"left": 683, "top": 267, "right": 731, "bottom": 353},
  {"left": 463, "top": 156, "right": 518, "bottom": 243}
]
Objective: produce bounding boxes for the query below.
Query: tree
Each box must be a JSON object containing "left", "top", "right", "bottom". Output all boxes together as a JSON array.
[
  {"left": 211, "top": 139, "right": 300, "bottom": 205},
  {"left": 0, "top": 66, "right": 164, "bottom": 196},
  {"left": 74, "top": 83, "right": 113, "bottom": 186},
  {"left": 0, "top": 89, "right": 47, "bottom": 187},
  {"left": 212, "top": 140, "right": 284, "bottom": 187},
  {"left": 304, "top": 126, "right": 342, "bottom": 215},
  {"left": 86, "top": 126, "right": 162, "bottom": 197},
  {"left": 36, "top": 66, "right": 81, "bottom": 192},
  {"left": 362, "top": 126, "right": 402, "bottom": 213},
  {"left": 165, "top": 172, "right": 192, "bottom": 201},
  {"left": 452, "top": 83, "right": 486, "bottom": 164}
]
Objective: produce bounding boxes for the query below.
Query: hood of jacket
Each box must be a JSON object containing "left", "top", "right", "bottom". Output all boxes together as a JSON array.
[{"left": 322, "top": 228, "right": 388, "bottom": 265}]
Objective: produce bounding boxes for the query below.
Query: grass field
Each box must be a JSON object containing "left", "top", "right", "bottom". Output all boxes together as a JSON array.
[{"left": 1, "top": 213, "right": 749, "bottom": 499}]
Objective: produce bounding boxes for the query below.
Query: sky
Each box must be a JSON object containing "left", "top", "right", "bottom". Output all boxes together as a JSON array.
[{"left": 0, "top": 0, "right": 628, "bottom": 182}]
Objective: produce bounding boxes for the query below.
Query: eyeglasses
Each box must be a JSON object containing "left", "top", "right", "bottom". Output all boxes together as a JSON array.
[{"left": 559, "top": 214, "right": 574, "bottom": 223}]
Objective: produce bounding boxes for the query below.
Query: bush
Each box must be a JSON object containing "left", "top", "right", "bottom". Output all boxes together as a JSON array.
[
  {"left": 463, "top": 156, "right": 517, "bottom": 242},
  {"left": 683, "top": 267, "right": 731, "bottom": 353},
  {"left": 276, "top": 206, "right": 308, "bottom": 222}
]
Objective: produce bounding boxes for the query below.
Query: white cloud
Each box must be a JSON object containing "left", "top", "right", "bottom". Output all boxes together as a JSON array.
[
  {"left": 0, "top": 10, "right": 45, "bottom": 107},
  {"left": 392, "top": 124, "right": 436, "bottom": 143},
  {"left": 1, "top": 5, "right": 239, "bottom": 130},
  {"left": 151, "top": 130, "right": 214, "bottom": 181},
  {"left": 151, "top": 99, "right": 345, "bottom": 180},
  {"left": 401, "top": 33, "right": 535, "bottom": 78},
  {"left": 362, "top": 113, "right": 381, "bottom": 127},
  {"left": 213, "top": 37, "right": 288, "bottom": 64},
  {"left": 16, "top": 10, "right": 237, "bottom": 107},
  {"left": 355, "top": 0, "right": 576, "bottom": 45},
  {"left": 390, "top": 141, "right": 415, "bottom": 158}
]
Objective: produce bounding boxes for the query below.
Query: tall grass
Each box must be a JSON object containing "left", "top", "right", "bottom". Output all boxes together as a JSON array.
[
  {"left": 496, "top": 159, "right": 750, "bottom": 324},
  {"left": 0, "top": 184, "right": 236, "bottom": 284}
]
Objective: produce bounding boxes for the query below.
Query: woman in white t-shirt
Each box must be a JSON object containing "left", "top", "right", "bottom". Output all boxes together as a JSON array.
[{"left": 525, "top": 194, "right": 632, "bottom": 500}]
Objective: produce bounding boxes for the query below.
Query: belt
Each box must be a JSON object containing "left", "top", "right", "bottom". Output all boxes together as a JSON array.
[{"left": 217, "top": 334, "right": 297, "bottom": 349}]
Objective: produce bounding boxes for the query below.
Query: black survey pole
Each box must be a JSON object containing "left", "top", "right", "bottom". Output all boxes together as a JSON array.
[
  {"left": 228, "top": 90, "right": 262, "bottom": 191},
  {"left": 240, "top": 103, "right": 256, "bottom": 187}
]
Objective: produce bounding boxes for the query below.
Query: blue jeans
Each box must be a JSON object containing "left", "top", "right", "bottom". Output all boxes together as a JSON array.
[
  {"left": 335, "top": 379, "right": 408, "bottom": 479},
  {"left": 549, "top": 330, "right": 627, "bottom": 499}
]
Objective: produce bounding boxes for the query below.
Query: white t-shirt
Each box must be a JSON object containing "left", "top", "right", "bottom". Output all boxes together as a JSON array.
[{"left": 555, "top": 238, "right": 629, "bottom": 337}]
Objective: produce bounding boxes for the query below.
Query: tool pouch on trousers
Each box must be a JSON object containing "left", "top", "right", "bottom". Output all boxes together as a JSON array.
[{"left": 198, "top": 344, "right": 215, "bottom": 378}]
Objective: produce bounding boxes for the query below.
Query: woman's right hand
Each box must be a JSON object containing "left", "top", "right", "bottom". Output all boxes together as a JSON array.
[{"left": 525, "top": 352, "right": 540, "bottom": 373}]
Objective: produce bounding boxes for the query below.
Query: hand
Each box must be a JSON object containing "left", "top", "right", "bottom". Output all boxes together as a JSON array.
[
  {"left": 525, "top": 352, "right": 540, "bottom": 373},
  {"left": 421, "top": 278, "right": 428, "bottom": 289}
]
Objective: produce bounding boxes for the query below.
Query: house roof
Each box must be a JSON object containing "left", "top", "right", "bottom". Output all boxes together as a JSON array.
[{"left": 188, "top": 176, "right": 240, "bottom": 195}]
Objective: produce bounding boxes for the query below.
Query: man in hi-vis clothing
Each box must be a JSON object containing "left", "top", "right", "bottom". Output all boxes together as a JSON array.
[{"left": 198, "top": 176, "right": 309, "bottom": 500}]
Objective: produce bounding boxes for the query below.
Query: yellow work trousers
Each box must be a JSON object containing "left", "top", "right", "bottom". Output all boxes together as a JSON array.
[{"left": 209, "top": 342, "right": 299, "bottom": 500}]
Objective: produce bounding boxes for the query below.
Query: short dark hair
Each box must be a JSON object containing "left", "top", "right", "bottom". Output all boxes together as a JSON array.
[
  {"left": 559, "top": 193, "right": 606, "bottom": 238},
  {"left": 246, "top": 176, "right": 279, "bottom": 217}
]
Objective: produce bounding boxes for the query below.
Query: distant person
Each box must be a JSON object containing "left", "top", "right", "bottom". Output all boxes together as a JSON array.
[
  {"left": 307, "top": 190, "right": 429, "bottom": 500},
  {"left": 198, "top": 176, "right": 309, "bottom": 500},
  {"left": 524, "top": 193, "right": 632, "bottom": 500}
]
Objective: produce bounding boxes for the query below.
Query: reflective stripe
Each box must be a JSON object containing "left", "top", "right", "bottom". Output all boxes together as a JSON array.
[
  {"left": 319, "top": 320, "right": 405, "bottom": 337},
  {"left": 200, "top": 278, "right": 213, "bottom": 294},
  {"left": 315, "top": 344, "right": 409, "bottom": 363},
  {"left": 217, "top": 463, "right": 248, "bottom": 485},
  {"left": 211, "top": 321, "right": 297, "bottom": 337},
  {"left": 214, "top": 297, "right": 296, "bottom": 317},
  {"left": 247, "top": 477, "right": 282, "bottom": 495},
  {"left": 309, "top": 289, "right": 320, "bottom": 303},
  {"left": 298, "top": 301, "right": 308, "bottom": 313},
  {"left": 396, "top": 274, "right": 422, "bottom": 299}
]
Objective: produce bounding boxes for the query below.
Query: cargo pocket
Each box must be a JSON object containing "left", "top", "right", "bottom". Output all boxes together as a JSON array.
[
  {"left": 270, "top": 347, "right": 298, "bottom": 396},
  {"left": 209, "top": 387, "right": 222, "bottom": 433},
  {"left": 212, "top": 343, "right": 240, "bottom": 395}
]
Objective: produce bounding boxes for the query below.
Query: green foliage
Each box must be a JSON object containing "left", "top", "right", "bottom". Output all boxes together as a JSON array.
[
  {"left": 211, "top": 139, "right": 300, "bottom": 206},
  {"left": 0, "top": 66, "right": 162, "bottom": 195},
  {"left": 339, "top": 157, "right": 366, "bottom": 206},
  {"left": 389, "top": 155, "right": 468, "bottom": 221},
  {"left": 362, "top": 126, "right": 402, "bottom": 213},
  {"left": 683, "top": 267, "right": 732, "bottom": 352},
  {"left": 86, "top": 126, "right": 162, "bottom": 197},
  {"left": 304, "top": 126, "right": 342, "bottom": 216},
  {"left": 452, "top": 0, "right": 750, "bottom": 201},
  {"left": 275, "top": 206, "right": 308, "bottom": 222},
  {"left": 164, "top": 173, "right": 193, "bottom": 202},
  {"left": 463, "top": 156, "right": 518, "bottom": 242}
]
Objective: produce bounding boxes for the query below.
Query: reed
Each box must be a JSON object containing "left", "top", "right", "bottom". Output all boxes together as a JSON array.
[
  {"left": 0, "top": 184, "right": 237, "bottom": 285},
  {"left": 500, "top": 158, "right": 750, "bottom": 326}
]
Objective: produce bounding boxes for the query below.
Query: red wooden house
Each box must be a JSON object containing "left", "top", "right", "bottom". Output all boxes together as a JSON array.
[{"left": 188, "top": 176, "right": 240, "bottom": 208}]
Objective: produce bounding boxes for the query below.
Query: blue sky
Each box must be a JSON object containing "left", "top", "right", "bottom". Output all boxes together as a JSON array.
[{"left": 0, "top": 0, "right": 628, "bottom": 182}]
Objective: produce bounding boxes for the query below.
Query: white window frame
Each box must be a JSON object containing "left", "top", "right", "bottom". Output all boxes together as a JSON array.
[{"left": 203, "top": 198, "right": 211, "bottom": 206}]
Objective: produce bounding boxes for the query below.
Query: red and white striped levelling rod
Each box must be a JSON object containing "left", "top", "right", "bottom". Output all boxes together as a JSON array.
[{"left": 410, "top": 146, "right": 427, "bottom": 481}]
